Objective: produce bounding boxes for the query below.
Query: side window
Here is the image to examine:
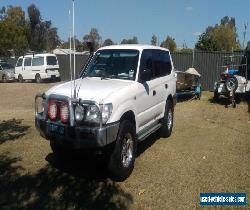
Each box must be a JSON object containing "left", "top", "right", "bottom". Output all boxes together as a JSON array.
[
  {"left": 24, "top": 58, "right": 32, "bottom": 66},
  {"left": 32, "top": 57, "right": 44, "bottom": 66},
  {"left": 162, "top": 51, "right": 172, "bottom": 75},
  {"left": 140, "top": 49, "right": 153, "bottom": 79},
  {"left": 152, "top": 50, "right": 172, "bottom": 78},
  {"left": 16, "top": 58, "right": 23, "bottom": 67}
]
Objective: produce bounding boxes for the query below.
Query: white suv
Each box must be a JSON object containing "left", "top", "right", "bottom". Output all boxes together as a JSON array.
[
  {"left": 15, "top": 53, "right": 60, "bottom": 83},
  {"left": 35, "top": 45, "right": 176, "bottom": 180}
]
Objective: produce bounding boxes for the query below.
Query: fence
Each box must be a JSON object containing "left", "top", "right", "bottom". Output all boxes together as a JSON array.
[
  {"left": 2, "top": 50, "right": 246, "bottom": 91},
  {"left": 172, "top": 51, "right": 244, "bottom": 90}
]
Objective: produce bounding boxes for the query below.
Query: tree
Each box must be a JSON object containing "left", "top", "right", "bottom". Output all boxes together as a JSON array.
[
  {"left": 102, "top": 38, "right": 114, "bottom": 47},
  {"left": 27, "top": 4, "right": 60, "bottom": 52},
  {"left": 151, "top": 35, "right": 157, "bottom": 46},
  {"left": 61, "top": 37, "right": 83, "bottom": 51},
  {"left": 83, "top": 28, "right": 102, "bottom": 50},
  {"left": 195, "top": 16, "right": 241, "bottom": 51},
  {"left": 120, "top": 36, "right": 138, "bottom": 44},
  {"left": 0, "top": 6, "right": 28, "bottom": 56},
  {"left": 160, "top": 36, "right": 177, "bottom": 52}
]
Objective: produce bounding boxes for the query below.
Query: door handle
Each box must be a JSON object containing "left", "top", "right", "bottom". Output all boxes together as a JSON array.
[
  {"left": 165, "top": 84, "right": 168, "bottom": 89},
  {"left": 153, "top": 90, "right": 156, "bottom": 96}
]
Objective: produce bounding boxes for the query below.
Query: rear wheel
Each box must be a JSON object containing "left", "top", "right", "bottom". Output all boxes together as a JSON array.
[
  {"left": 108, "top": 120, "right": 136, "bottom": 181},
  {"left": 214, "top": 91, "right": 219, "bottom": 101},
  {"left": 35, "top": 74, "right": 42, "bottom": 83},
  {"left": 2, "top": 75, "right": 7, "bottom": 83},
  {"left": 160, "top": 100, "right": 174, "bottom": 138},
  {"left": 18, "top": 74, "right": 23, "bottom": 83}
]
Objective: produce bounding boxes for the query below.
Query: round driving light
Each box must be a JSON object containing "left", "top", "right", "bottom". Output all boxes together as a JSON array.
[{"left": 75, "top": 105, "right": 84, "bottom": 122}]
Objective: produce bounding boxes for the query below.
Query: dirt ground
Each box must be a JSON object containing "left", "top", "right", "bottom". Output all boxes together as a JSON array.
[{"left": 0, "top": 82, "right": 249, "bottom": 210}]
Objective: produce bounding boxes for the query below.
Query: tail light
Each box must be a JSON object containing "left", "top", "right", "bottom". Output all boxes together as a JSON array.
[
  {"left": 48, "top": 100, "right": 57, "bottom": 121},
  {"left": 60, "top": 102, "right": 69, "bottom": 123},
  {"left": 220, "top": 73, "right": 230, "bottom": 80}
]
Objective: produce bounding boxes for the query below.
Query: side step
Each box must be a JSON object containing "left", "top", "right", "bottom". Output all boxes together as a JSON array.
[{"left": 137, "top": 122, "right": 162, "bottom": 142}]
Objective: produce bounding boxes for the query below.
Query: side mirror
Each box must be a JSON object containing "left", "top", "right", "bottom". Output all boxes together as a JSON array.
[{"left": 140, "top": 68, "right": 152, "bottom": 82}]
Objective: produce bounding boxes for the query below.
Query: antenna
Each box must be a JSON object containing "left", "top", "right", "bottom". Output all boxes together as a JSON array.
[
  {"left": 69, "top": 8, "right": 73, "bottom": 98},
  {"left": 72, "top": 0, "right": 76, "bottom": 98}
]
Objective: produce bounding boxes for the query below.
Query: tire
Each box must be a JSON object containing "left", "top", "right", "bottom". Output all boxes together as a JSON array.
[
  {"left": 214, "top": 91, "right": 219, "bottom": 101},
  {"left": 225, "top": 76, "right": 238, "bottom": 92},
  {"left": 160, "top": 100, "right": 174, "bottom": 138},
  {"left": 2, "top": 75, "right": 7, "bottom": 83},
  {"left": 35, "top": 74, "right": 42, "bottom": 83},
  {"left": 108, "top": 120, "right": 136, "bottom": 181},
  {"left": 18, "top": 74, "right": 23, "bottom": 83},
  {"left": 50, "top": 141, "right": 69, "bottom": 159}
]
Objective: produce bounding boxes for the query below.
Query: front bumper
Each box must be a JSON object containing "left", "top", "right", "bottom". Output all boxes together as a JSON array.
[{"left": 35, "top": 114, "right": 119, "bottom": 149}]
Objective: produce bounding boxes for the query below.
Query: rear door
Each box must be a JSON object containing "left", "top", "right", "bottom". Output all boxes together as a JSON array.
[
  {"left": 32, "top": 56, "right": 44, "bottom": 79},
  {"left": 152, "top": 50, "right": 174, "bottom": 115}
]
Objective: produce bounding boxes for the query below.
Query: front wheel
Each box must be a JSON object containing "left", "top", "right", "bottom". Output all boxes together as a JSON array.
[
  {"left": 108, "top": 120, "right": 136, "bottom": 181},
  {"left": 50, "top": 141, "right": 70, "bottom": 159},
  {"left": 2, "top": 75, "right": 7, "bottom": 83},
  {"left": 160, "top": 100, "right": 174, "bottom": 138}
]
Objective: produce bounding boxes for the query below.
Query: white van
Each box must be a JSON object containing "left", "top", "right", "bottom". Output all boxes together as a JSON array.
[{"left": 15, "top": 53, "right": 61, "bottom": 83}]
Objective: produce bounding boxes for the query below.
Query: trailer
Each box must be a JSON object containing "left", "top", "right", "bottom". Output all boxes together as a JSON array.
[{"left": 176, "top": 68, "right": 202, "bottom": 99}]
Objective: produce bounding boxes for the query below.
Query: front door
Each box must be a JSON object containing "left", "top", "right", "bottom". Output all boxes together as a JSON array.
[{"left": 23, "top": 57, "right": 32, "bottom": 79}]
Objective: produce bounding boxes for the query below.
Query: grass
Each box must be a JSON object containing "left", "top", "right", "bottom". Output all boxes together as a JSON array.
[{"left": 0, "top": 82, "right": 249, "bottom": 210}]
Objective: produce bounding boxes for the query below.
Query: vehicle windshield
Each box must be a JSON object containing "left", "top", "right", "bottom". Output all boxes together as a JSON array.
[
  {"left": 84, "top": 49, "right": 139, "bottom": 80},
  {"left": 47, "top": 56, "right": 57, "bottom": 65},
  {"left": 1, "top": 63, "right": 14, "bottom": 69}
]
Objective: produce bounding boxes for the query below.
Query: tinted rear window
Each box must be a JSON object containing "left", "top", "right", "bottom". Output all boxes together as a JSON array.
[{"left": 47, "top": 56, "right": 57, "bottom": 65}]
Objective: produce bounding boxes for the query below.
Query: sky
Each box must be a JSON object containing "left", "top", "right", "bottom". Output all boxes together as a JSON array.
[{"left": 1, "top": 0, "right": 250, "bottom": 48}]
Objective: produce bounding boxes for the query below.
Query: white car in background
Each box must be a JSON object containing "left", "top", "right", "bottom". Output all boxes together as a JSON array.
[{"left": 15, "top": 53, "right": 61, "bottom": 83}]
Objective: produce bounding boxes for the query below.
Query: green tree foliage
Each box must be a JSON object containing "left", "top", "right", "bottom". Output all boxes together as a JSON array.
[
  {"left": 151, "top": 35, "right": 157, "bottom": 46},
  {"left": 0, "top": 4, "right": 60, "bottom": 56},
  {"left": 83, "top": 28, "right": 102, "bottom": 50},
  {"left": 27, "top": 4, "right": 60, "bottom": 52},
  {"left": 120, "top": 36, "right": 138, "bottom": 44},
  {"left": 102, "top": 38, "right": 114, "bottom": 47},
  {"left": 160, "top": 36, "right": 177, "bottom": 52},
  {"left": 195, "top": 16, "right": 241, "bottom": 51},
  {"left": 0, "top": 6, "right": 28, "bottom": 56}
]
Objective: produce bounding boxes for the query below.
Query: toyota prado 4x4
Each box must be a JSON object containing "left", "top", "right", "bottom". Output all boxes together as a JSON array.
[{"left": 35, "top": 45, "right": 177, "bottom": 180}]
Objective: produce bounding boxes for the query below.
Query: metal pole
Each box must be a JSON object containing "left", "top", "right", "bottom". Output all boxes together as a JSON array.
[
  {"left": 192, "top": 48, "right": 195, "bottom": 68},
  {"left": 72, "top": 0, "right": 76, "bottom": 98}
]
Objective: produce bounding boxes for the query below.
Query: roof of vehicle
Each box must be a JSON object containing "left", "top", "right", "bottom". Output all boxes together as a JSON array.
[
  {"left": 98, "top": 44, "right": 170, "bottom": 52},
  {"left": 17, "top": 53, "right": 57, "bottom": 59}
]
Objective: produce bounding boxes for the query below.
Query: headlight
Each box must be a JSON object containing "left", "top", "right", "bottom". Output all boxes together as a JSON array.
[
  {"left": 75, "top": 104, "right": 84, "bottom": 122},
  {"left": 100, "top": 103, "right": 113, "bottom": 124},
  {"left": 86, "top": 105, "right": 100, "bottom": 123}
]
